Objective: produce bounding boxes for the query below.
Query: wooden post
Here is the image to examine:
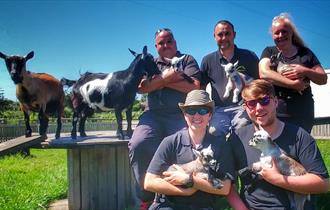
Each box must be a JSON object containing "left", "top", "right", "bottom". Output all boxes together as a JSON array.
[{"left": 42, "top": 131, "right": 136, "bottom": 210}]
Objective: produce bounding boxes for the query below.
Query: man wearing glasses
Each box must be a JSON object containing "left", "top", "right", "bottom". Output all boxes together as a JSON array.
[
  {"left": 129, "top": 28, "right": 201, "bottom": 209},
  {"left": 227, "top": 79, "right": 329, "bottom": 209},
  {"left": 144, "top": 89, "right": 243, "bottom": 210},
  {"left": 201, "top": 20, "right": 259, "bottom": 138}
]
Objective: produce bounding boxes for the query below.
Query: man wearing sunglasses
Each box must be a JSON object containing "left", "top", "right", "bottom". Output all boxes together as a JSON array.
[
  {"left": 144, "top": 89, "right": 246, "bottom": 210},
  {"left": 129, "top": 28, "right": 201, "bottom": 209},
  {"left": 227, "top": 79, "right": 329, "bottom": 210},
  {"left": 200, "top": 20, "right": 259, "bottom": 138}
]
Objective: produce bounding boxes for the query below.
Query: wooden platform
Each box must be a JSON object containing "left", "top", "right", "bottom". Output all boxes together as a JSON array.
[
  {"left": 0, "top": 133, "right": 45, "bottom": 156},
  {"left": 42, "top": 131, "right": 136, "bottom": 210},
  {"left": 41, "top": 130, "right": 129, "bottom": 148}
]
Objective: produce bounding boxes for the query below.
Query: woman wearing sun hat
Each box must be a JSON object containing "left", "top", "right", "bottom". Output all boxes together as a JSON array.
[{"left": 144, "top": 89, "right": 247, "bottom": 210}]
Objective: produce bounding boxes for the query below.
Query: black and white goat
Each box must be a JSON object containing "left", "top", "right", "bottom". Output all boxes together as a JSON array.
[
  {"left": 0, "top": 51, "right": 64, "bottom": 139},
  {"left": 167, "top": 145, "right": 224, "bottom": 189},
  {"left": 61, "top": 46, "right": 160, "bottom": 140}
]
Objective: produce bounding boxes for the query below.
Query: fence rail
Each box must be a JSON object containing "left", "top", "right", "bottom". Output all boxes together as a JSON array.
[
  {"left": 1, "top": 119, "right": 329, "bottom": 142},
  {"left": 0, "top": 120, "right": 137, "bottom": 142}
]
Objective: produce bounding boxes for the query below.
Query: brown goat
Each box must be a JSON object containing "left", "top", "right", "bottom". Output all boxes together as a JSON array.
[{"left": 0, "top": 51, "right": 64, "bottom": 139}]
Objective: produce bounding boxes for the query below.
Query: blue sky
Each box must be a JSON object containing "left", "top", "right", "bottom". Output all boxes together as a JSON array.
[{"left": 1, "top": 0, "right": 329, "bottom": 101}]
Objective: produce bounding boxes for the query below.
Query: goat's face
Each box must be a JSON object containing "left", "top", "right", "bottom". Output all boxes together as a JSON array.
[
  {"left": 129, "top": 46, "right": 160, "bottom": 78},
  {"left": 249, "top": 130, "right": 274, "bottom": 151},
  {"left": 193, "top": 145, "right": 215, "bottom": 166},
  {"left": 0, "top": 51, "right": 34, "bottom": 84}
]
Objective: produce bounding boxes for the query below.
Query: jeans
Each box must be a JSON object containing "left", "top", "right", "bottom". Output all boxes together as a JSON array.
[{"left": 209, "top": 105, "right": 250, "bottom": 137}]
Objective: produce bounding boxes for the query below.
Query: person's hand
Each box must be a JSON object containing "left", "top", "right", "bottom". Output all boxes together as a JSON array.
[
  {"left": 281, "top": 64, "right": 306, "bottom": 80},
  {"left": 291, "top": 78, "right": 307, "bottom": 92},
  {"left": 259, "top": 158, "right": 283, "bottom": 184},
  {"left": 161, "top": 67, "right": 185, "bottom": 83},
  {"left": 162, "top": 164, "right": 190, "bottom": 186}
]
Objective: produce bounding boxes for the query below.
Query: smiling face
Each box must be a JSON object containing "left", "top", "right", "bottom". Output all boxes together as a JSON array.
[
  {"left": 183, "top": 106, "right": 212, "bottom": 132},
  {"left": 155, "top": 30, "right": 177, "bottom": 59},
  {"left": 271, "top": 19, "right": 293, "bottom": 50},
  {"left": 214, "top": 22, "right": 236, "bottom": 51},
  {"left": 243, "top": 94, "right": 278, "bottom": 128}
]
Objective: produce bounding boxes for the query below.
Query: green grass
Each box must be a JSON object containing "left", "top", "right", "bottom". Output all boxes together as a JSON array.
[
  {"left": 0, "top": 140, "right": 329, "bottom": 210},
  {"left": 0, "top": 149, "right": 67, "bottom": 210}
]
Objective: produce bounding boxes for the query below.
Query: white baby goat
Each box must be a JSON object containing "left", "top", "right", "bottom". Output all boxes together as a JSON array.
[{"left": 223, "top": 61, "right": 253, "bottom": 103}]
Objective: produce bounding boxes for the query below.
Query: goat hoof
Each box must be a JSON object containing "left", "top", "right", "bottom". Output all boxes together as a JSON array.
[
  {"left": 55, "top": 134, "right": 60, "bottom": 139},
  {"left": 25, "top": 133, "right": 32, "bottom": 138},
  {"left": 40, "top": 133, "right": 47, "bottom": 139},
  {"left": 80, "top": 132, "right": 87, "bottom": 137},
  {"left": 71, "top": 135, "right": 77, "bottom": 140},
  {"left": 126, "top": 130, "right": 133, "bottom": 138},
  {"left": 117, "top": 134, "right": 125, "bottom": 140}
]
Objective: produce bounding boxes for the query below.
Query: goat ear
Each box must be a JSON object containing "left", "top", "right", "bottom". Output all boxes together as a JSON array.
[
  {"left": 192, "top": 149, "right": 202, "bottom": 158},
  {"left": 25, "top": 51, "right": 34, "bottom": 60},
  {"left": 0, "top": 52, "right": 7, "bottom": 59},
  {"left": 234, "top": 60, "right": 239, "bottom": 66},
  {"left": 142, "top": 45, "right": 148, "bottom": 55},
  {"left": 129, "top": 48, "right": 138, "bottom": 57}
]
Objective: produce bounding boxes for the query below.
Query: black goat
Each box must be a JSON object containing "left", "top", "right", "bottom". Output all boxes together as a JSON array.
[
  {"left": 61, "top": 46, "right": 160, "bottom": 140},
  {"left": 0, "top": 51, "right": 64, "bottom": 139}
]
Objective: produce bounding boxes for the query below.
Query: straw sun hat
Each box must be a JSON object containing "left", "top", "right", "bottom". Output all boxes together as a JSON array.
[{"left": 178, "top": 89, "right": 214, "bottom": 112}]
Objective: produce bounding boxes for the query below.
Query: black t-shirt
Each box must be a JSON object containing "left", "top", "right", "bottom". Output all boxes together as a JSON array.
[
  {"left": 147, "top": 128, "right": 235, "bottom": 207},
  {"left": 260, "top": 46, "right": 321, "bottom": 119},
  {"left": 229, "top": 123, "right": 329, "bottom": 210},
  {"left": 146, "top": 52, "right": 201, "bottom": 113},
  {"left": 201, "top": 46, "right": 259, "bottom": 107}
]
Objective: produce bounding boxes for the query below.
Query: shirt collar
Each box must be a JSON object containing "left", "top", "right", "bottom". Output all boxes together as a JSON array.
[
  {"left": 155, "top": 51, "right": 183, "bottom": 65},
  {"left": 217, "top": 45, "right": 238, "bottom": 63}
]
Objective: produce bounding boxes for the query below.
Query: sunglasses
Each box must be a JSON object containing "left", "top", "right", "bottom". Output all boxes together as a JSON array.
[
  {"left": 184, "top": 107, "right": 210, "bottom": 116},
  {"left": 244, "top": 95, "right": 271, "bottom": 109}
]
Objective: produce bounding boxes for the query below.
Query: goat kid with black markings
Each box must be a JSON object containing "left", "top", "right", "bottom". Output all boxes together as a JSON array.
[
  {"left": 0, "top": 51, "right": 64, "bottom": 139},
  {"left": 61, "top": 46, "right": 160, "bottom": 140}
]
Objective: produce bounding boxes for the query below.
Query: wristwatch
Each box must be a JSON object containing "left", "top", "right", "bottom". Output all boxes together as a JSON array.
[{"left": 184, "top": 173, "right": 194, "bottom": 188}]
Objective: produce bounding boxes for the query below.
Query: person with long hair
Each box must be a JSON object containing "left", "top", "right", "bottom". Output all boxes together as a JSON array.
[{"left": 259, "top": 12, "right": 327, "bottom": 133}]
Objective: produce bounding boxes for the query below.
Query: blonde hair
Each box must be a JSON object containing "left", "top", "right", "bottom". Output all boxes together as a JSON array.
[{"left": 271, "top": 12, "right": 306, "bottom": 48}]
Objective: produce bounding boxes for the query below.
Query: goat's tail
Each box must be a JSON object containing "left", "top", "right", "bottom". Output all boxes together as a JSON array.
[{"left": 60, "top": 77, "right": 76, "bottom": 87}]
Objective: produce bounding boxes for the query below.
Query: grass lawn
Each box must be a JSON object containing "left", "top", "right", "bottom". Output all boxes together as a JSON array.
[
  {"left": 0, "top": 140, "right": 329, "bottom": 210},
  {"left": 0, "top": 149, "right": 67, "bottom": 210}
]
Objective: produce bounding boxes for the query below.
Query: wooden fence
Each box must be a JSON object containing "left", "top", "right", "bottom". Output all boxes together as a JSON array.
[
  {"left": 0, "top": 119, "right": 136, "bottom": 142},
  {"left": 1, "top": 118, "right": 330, "bottom": 142}
]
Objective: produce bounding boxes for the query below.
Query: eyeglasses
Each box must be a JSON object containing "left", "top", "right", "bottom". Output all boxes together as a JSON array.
[
  {"left": 184, "top": 107, "right": 210, "bottom": 116},
  {"left": 244, "top": 95, "right": 271, "bottom": 109},
  {"left": 155, "top": 28, "right": 173, "bottom": 38}
]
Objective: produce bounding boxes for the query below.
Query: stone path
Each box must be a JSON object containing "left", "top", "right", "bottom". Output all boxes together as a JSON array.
[{"left": 47, "top": 199, "right": 68, "bottom": 210}]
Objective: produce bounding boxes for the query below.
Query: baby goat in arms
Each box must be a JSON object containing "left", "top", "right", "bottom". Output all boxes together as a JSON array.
[
  {"left": 249, "top": 129, "right": 309, "bottom": 210},
  {"left": 223, "top": 61, "right": 253, "bottom": 103},
  {"left": 167, "top": 145, "right": 224, "bottom": 189}
]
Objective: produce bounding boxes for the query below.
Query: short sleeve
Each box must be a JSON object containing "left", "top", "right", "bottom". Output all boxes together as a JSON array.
[
  {"left": 183, "top": 54, "right": 201, "bottom": 82},
  {"left": 296, "top": 129, "right": 329, "bottom": 178}
]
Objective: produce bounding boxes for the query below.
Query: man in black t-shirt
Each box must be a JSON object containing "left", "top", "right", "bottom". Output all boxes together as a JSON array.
[
  {"left": 128, "top": 28, "right": 201, "bottom": 209},
  {"left": 227, "top": 79, "right": 329, "bottom": 210},
  {"left": 201, "top": 20, "right": 259, "bottom": 137}
]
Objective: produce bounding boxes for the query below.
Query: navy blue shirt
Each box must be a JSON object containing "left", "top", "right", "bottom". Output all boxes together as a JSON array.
[
  {"left": 229, "top": 123, "right": 329, "bottom": 210},
  {"left": 147, "top": 127, "right": 235, "bottom": 207},
  {"left": 146, "top": 52, "right": 201, "bottom": 114},
  {"left": 201, "top": 46, "right": 259, "bottom": 107}
]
